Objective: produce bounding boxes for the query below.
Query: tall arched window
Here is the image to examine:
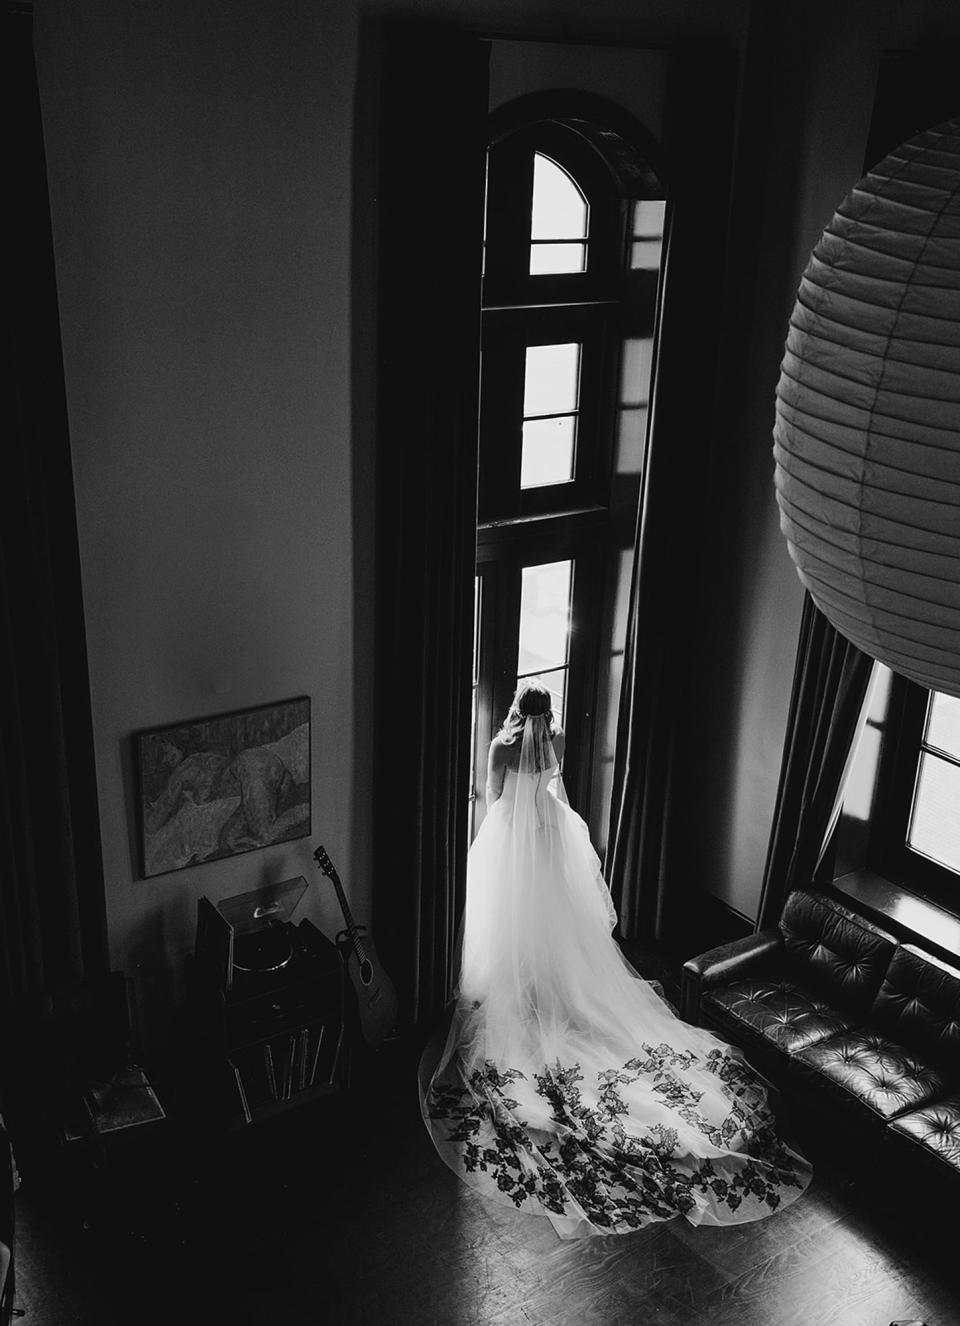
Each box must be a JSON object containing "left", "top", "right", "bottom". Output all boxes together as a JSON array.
[{"left": 471, "top": 103, "right": 666, "bottom": 840}]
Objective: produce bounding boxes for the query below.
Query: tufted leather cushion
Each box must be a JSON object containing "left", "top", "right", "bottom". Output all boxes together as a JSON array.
[
  {"left": 779, "top": 890, "right": 898, "bottom": 1015},
  {"left": 888, "top": 1096, "right": 960, "bottom": 1173},
  {"left": 871, "top": 945, "right": 960, "bottom": 1075},
  {"left": 795, "top": 1029, "right": 949, "bottom": 1125},
  {"left": 702, "top": 978, "right": 858, "bottom": 1055}
]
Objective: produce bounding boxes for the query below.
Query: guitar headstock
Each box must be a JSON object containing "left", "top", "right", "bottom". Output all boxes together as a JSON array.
[
  {"left": 313, "top": 844, "right": 337, "bottom": 879},
  {"left": 312, "top": 843, "right": 370, "bottom": 973}
]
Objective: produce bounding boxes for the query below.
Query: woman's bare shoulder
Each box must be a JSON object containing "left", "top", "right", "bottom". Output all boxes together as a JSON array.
[{"left": 490, "top": 734, "right": 520, "bottom": 769}]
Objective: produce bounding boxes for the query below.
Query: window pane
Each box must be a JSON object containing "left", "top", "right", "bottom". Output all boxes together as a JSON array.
[
  {"left": 518, "top": 560, "right": 572, "bottom": 677},
  {"left": 523, "top": 343, "right": 580, "bottom": 417},
  {"left": 619, "top": 337, "right": 654, "bottom": 409},
  {"left": 530, "top": 242, "right": 586, "bottom": 275},
  {"left": 925, "top": 691, "right": 960, "bottom": 760},
  {"left": 531, "top": 155, "right": 587, "bottom": 240},
  {"left": 521, "top": 416, "right": 576, "bottom": 488},
  {"left": 632, "top": 199, "right": 666, "bottom": 238},
  {"left": 630, "top": 199, "right": 665, "bottom": 271},
  {"left": 615, "top": 406, "right": 648, "bottom": 475},
  {"left": 616, "top": 336, "right": 654, "bottom": 476},
  {"left": 908, "top": 752, "right": 960, "bottom": 873},
  {"left": 630, "top": 240, "right": 663, "bottom": 270}
]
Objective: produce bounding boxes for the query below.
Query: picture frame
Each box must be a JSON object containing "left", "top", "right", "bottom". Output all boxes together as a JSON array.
[{"left": 133, "top": 696, "right": 311, "bottom": 879}]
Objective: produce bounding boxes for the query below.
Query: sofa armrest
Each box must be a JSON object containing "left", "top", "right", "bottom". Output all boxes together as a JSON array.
[{"left": 681, "top": 929, "right": 783, "bottom": 1024}]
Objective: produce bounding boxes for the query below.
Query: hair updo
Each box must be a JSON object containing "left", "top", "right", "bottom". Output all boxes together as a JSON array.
[{"left": 497, "top": 678, "right": 556, "bottom": 744}]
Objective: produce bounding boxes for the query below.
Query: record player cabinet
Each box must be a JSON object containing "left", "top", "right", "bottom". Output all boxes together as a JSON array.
[{"left": 187, "top": 880, "right": 348, "bottom": 1128}]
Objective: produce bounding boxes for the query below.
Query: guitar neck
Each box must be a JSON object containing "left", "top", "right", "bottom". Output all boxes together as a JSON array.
[
  {"left": 313, "top": 846, "right": 397, "bottom": 1046},
  {"left": 328, "top": 871, "right": 367, "bottom": 963}
]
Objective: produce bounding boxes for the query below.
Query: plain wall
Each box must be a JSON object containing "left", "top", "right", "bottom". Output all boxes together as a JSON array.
[
  {"left": 34, "top": 0, "right": 359, "bottom": 1045},
  {"left": 32, "top": 0, "right": 960, "bottom": 1045}
]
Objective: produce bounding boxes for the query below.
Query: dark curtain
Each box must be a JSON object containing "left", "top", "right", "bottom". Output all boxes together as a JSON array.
[
  {"left": 370, "top": 24, "right": 489, "bottom": 1032},
  {"left": 605, "top": 46, "right": 739, "bottom": 945},
  {"left": 2, "top": 11, "right": 108, "bottom": 1019},
  {"left": 756, "top": 594, "right": 873, "bottom": 930}
]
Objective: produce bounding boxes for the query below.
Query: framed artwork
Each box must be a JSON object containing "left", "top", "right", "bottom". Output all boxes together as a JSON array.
[{"left": 134, "top": 696, "right": 311, "bottom": 879}]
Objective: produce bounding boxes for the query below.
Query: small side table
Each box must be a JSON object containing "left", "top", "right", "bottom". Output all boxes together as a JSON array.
[{"left": 60, "top": 1064, "right": 170, "bottom": 1237}]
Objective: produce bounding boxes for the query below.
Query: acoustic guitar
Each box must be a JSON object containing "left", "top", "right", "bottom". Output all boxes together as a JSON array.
[{"left": 312, "top": 844, "right": 399, "bottom": 1049}]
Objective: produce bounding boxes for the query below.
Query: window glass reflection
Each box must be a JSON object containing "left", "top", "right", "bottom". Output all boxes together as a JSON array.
[{"left": 630, "top": 198, "right": 666, "bottom": 270}]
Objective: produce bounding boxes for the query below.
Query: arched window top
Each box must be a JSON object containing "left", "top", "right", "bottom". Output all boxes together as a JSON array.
[
  {"left": 483, "top": 101, "right": 664, "bottom": 303},
  {"left": 530, "top": 154, "right": 588, "bottom": 275}
]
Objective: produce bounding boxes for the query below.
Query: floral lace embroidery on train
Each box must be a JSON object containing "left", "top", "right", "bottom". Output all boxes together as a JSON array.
[{"left": 426, "top": 1043, "right": 807, "bottom": 1231}]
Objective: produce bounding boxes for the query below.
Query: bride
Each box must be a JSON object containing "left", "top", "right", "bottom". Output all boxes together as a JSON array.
[{"left": 419, "top": 679, "right": 812, "bottom": 1238}]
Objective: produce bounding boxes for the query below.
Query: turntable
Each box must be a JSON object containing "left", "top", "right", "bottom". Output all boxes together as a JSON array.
[
  {"left": 196, "top": 876, "right": 311, "bottom": 993},
  {"left": 189, "top": 878, "right": 347, "bottom": 1126}
]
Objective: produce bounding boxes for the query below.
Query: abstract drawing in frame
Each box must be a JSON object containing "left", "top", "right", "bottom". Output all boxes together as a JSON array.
[{"left": 134, "top": 696, "right": 311, "bottom": 879}]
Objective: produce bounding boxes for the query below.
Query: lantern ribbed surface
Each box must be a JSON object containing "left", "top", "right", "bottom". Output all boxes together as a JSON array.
[{"left": 773, "top": 117, "right": 960, "bottom": 699}]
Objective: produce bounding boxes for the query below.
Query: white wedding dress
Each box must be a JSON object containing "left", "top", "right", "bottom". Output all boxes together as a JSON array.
[{"left": 419, "top": 716, "right": 812, "bottom": 1238}]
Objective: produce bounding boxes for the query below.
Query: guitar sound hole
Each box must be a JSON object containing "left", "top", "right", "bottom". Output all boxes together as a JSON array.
[{"left": 360, "top": 960, "right": 373, "bottom": 985}]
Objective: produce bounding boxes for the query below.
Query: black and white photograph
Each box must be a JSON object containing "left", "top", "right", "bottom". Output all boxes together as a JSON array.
[{"left": 4, "top": 1, "right": 959, "bottom": 1324}]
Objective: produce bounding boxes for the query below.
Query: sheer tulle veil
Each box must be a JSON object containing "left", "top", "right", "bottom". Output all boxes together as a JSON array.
[
  {"left": 425, "top": 712, "right": 701, "bottom": 1089},
  {"left": 418, "top": 711, "right": 812, "bottom": 1237}
]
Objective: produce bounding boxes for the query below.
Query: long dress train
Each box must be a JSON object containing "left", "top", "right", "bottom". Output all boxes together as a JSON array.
[{"left": 418, "top": 716, "right": 812, "bottom": 1238}]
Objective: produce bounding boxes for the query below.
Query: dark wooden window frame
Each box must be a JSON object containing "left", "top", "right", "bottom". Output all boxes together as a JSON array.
[
  {"left": 472, "top": 95, "right": 665, "bottom": 838},
  {"left": 868, "top": 672, "right": 960, "bottom": 913},
  {"left": 479, "top": 303, "right": 620, "bottom": 521},
  {"left": 483, "top": 121, "right": 627, "bottom": 307}
]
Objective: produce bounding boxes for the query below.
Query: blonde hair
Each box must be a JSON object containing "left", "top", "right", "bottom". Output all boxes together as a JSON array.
[{"left": 497, "top": 678, "right": 556, "bottom": 745}]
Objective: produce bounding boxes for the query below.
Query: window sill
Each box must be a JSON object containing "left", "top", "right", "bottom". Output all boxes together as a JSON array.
[{"left": 832, "top": 869, "right": 960, "bottom": 964}]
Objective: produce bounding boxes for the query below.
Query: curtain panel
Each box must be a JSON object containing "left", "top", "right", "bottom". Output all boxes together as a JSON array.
[
  {"left": 756, "top": 594, "right": 874, "bottom": 931},
  {"left": 370, "top": 24, "right": 489, "bottom": 1033},
  {"left": 605, "top": 45, "right": 739, "bottom": 946},
  {"left": 2, "top": 11, "right": 108, "bottom": 1016}
]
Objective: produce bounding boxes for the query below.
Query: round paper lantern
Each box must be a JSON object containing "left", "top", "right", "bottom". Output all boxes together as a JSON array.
[{"left": 773, "top": 117, "right": 960, "bottom": 699}]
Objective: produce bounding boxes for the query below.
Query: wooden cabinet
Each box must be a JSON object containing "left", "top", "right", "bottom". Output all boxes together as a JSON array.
[{"left": 187, "top": 917, "right": 347, "bottom": 1130}]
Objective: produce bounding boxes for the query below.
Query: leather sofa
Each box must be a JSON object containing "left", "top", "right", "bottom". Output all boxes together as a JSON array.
[{"left": 680, "top": 888, "right": 960, "bottom": 1190}]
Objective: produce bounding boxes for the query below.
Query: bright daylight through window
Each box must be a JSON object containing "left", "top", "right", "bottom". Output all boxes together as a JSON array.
[
  {"left": 518, "top": 561, "right": 572, "bottom": 730},
  {"left": 521, "top": 343, "right": 580, "bottom": 488},
  {"left": 529, "top": 154, "right": 587, "bottom": 274},
  {"left": 908, "top": 690, "right": 960, "bottom": 875}
]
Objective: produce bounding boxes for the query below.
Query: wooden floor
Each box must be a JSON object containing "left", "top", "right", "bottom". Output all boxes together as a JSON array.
[{"left": 10, "top": 962, "right": 959, "bottom": 1326}]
